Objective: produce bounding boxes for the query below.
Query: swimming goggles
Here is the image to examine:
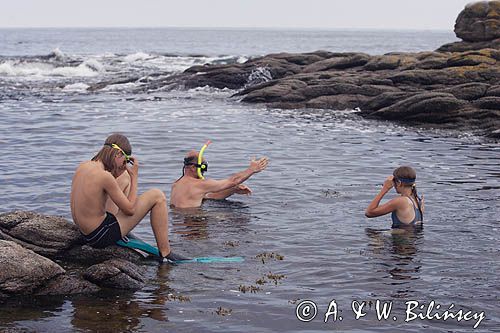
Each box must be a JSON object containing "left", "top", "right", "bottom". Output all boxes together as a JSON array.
[
  {"left": 105, "top": 143, "right": 133, "bottom": 164},
  {"left": 393, "top": 177, "right": 415, "bottom": 184}
]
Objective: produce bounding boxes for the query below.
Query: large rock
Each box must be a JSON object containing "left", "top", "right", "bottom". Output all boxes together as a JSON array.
[
  {"left": 0, "top": 211, "right": 144, "bottom": 264},
  {"left": 0, "top": 241, "right": 64, "bottom": 297},
  {"left": 0, "top": 211, "right": 83, "bottom": 257},
  {"left": 455, "top": 1, "right": 500, "bottom": 42}
]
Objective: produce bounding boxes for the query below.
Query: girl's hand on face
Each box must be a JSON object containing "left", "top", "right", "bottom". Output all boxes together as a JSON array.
[{"left": 382, "top": 176, "right": 394, "bottom": 191}]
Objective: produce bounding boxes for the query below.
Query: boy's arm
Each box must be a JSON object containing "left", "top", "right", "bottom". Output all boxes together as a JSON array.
[
  {"left": 102, "top": 157, "right": 138, "bottom": 216},
  {"left": 102, "top": 172, "right": 136, "bottom": 216}
]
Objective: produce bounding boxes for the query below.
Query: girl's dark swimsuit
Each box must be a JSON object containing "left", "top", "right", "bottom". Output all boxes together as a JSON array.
[
  {"left": 391, "top": 197, "right": 423, "bottom": 228},
  {"left": 82, "top": 212, "right": 122, "bottom": 248}
]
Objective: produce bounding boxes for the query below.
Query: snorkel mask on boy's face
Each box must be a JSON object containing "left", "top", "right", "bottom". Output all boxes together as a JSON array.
[{"left": 106, "top": 143, "right": 133, "bottom": 164}]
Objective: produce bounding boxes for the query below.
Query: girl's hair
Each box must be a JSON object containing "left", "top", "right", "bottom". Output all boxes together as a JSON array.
[
  {"left": 92, "top": 133, "right": 132, "bottom": 172},
  {"left": 393, "top": 166, "right": 423, "bottom": 219}
]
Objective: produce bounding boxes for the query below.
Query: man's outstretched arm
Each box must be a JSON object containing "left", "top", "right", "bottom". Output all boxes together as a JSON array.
[
  {"left": 205, "top": 184, "right": 252, "bottom": 200},
  {"left": 200, "top": 157, "right": 268, "bottom": 195}
]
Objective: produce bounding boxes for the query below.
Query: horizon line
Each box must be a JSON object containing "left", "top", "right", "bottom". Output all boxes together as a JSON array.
[{"left": 0, "top": 25, "right": 453, "bottom": 33}]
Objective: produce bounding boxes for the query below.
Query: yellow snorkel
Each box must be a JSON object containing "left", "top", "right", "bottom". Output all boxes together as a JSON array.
[{"left": 197, "top": 140, "right": 211, "bottom": 179}]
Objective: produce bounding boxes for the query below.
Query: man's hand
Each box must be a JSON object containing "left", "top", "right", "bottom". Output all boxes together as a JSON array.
[
  {"left": 249, "top": 157, "right": 269, "bottom": 173},
  {"left": 234, "top": 184, "right": 252, "bottom": 195},
  {"left": 127, "top": 156, "right": 139, "bottom": 179}
]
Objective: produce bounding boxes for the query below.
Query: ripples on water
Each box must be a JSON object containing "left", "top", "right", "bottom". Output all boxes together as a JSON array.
[{"left": 0, "top": 28, "right": 499, "bottom": 332}]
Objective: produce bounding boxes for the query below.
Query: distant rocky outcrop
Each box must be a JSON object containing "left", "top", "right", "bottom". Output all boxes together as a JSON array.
[
  {"left": 174, "top": 1, "right": 500, "bottom": 138},
  {"left": 0, "top": 211, "right": 150, "bottom": 300}
]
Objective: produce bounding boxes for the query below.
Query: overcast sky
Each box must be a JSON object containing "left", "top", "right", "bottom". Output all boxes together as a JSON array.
[{"left": 1, "top": 0, "right": 476, "bottom": 30}]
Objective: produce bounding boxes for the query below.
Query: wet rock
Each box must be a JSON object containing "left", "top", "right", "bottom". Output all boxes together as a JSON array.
[
  {"left": 0, "top": 211, "right": 83, "bottom": 257},
  {"left": 0, "top": 240, "right": 65, "bottom": 296},
  {"left": 83, "top": 259, "right": 147, "bottom": 290},
  {"left": 184, "top": 66, "right": 249, "bottom": 90},
  {"left": 454, "top": 1, "right": 500, "bottom": 42}
]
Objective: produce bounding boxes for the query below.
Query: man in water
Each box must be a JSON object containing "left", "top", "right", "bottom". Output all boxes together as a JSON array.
[
  {"left": 71, "top": 133, "right": 186, "bottom": 262},
  {"left": 170, "top": 150, "right": 269, "bottom": 208}
]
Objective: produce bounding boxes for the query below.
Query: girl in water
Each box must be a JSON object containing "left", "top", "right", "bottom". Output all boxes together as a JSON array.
[{"left": 365, "top": 166, "right": 424, "bottom": 228}]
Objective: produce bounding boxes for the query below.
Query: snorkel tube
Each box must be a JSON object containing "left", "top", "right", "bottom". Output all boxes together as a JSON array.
[{"left": 197, "top": 140, "right": 211, "bottom": 179}]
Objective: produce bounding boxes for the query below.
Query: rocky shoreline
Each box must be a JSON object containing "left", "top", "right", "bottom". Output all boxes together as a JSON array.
[{"left": 178, "top": 1, "right": 499, "bottom": 138}]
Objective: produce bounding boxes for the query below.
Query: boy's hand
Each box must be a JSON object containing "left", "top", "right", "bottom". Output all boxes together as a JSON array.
[{"left": 127, "top": 157, "right": 139, "bottom": 179}]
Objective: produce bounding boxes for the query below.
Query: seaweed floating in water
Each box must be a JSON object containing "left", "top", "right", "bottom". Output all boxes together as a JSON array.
[
  {"left": 255, "top": 271, "right": 286, "bottom": 286},
  {"left": 214, "top": 306, "right": 232, "bottom": 316},
  {"left": 238, "top": 284, "right": 261, "bottom": 293},
  {"left": 166, "top": 293, "right": 191, "bottom": 302},
  {"left": 256, "top": 252, "right": 285, "bottom": 264},
  {"left": 223, "top": 240, "right": 240, "bottom": 247}
]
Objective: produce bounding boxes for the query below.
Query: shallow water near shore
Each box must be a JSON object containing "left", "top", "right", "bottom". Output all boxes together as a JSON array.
[{"left": 0, "top": 28, "right": 499, "bottom": 332}]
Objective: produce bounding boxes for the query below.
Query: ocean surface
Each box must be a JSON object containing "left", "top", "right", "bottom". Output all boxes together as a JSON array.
[{"left": 0, "top": 28, "right": 499, "bottom": 333}]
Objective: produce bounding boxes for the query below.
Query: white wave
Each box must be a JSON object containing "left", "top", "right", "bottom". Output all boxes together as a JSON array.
[
  {"left": 51, "top": 47, "right": 65, "bottom": 60},
  {"left": 237, "top": 56, "right": 249, "bottom": 64},
  {"left": 49, "top": 62, "right": 101, "bottom": 77},
  {"left": 82, "top": 59, "right": 105, "bottom": 72},
  {"left": 62, "top": 83, "right": 90, "bottom": 91},
  {"left": 101, "top": 82, "right": 138, "bottom": 91},
  {"left": 245, "top": 66, "right": 272, "bottom": 88},
  {"left": 124, "top": 52, "right": 153, "bottom": 62},
  {"left": 0, "top": 60, "right": 103, "bottom": 78}
]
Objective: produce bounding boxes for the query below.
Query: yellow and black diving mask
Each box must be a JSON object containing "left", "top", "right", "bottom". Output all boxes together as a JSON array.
[{"left": 106, "top": 143, "right": 133, "bottom": 164}]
